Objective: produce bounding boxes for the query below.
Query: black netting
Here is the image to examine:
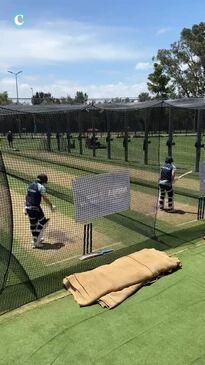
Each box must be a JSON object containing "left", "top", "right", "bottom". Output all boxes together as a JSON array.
[
  {"left": 0, "top": 151, "right": 13, "bottom": 292},
  {"left": 0, "top": 100, "right": 202, "bottom": 313}
]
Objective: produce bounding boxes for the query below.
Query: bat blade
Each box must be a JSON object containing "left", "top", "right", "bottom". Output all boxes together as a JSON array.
[{"left": 177, "top": 170, "right": 192, "bottom": 180}]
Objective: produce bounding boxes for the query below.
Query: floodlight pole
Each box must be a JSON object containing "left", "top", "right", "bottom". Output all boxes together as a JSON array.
[{"left": 8, "top": 70, "right": 23, "bottom": 104}]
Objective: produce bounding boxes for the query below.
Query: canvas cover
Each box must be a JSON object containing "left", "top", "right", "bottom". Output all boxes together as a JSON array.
[{"left": 63, "top": 248, "right": 181, "bottom": 309}]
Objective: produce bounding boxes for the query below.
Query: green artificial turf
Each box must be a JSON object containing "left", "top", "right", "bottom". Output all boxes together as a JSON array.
[
  {"left": 0, "top": 242, "right": 205, "bottom": 365},
  {"left": 2, "top": 133, "right": 205, "bottom": 171}
]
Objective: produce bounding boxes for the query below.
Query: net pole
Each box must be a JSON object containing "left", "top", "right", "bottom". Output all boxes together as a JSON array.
[
  {"left": 167, "top": 107, "right": 174, "bottom": 157},
  {"left": 92, "top": 111, "right": 96, "bottom": 158},
  {"left": 195, "top": 110, "right": 203, "bottom": 172},
  {"left": 106, "top": 111, "right": 111, "bottom": 160},
  {"left": 46, "top": 128, "right": 51, "bottom": 151},
  {"left": 124, "top": 111, "right": 128, "bottom": 162},
  {"left": 66, "top": 113, "right": 71, "bottom": 153},
  {"left": 77, "top": 111, "right": 83, "bottom": 155},
  {"left": 143, "top": 109, "right": 149, "bottom": 165}
]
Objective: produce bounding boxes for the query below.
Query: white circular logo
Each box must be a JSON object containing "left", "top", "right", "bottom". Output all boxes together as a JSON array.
[{"left": 14, "top": 14, "right": 24, "bottom": 26}]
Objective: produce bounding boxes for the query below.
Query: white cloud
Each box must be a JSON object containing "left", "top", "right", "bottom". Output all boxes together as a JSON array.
[
  {"left": 135, "top": 62, "right": 152, "bottom": 70},
  {"left": 0, "top": 76, "right": 148, "bottom": 99},
  {"left": 180, "top": 63, "right": 189, "bottom": 71},
  {"left": 23, "top": 75, "right": 41, "bottom": 82},
  {"left": 0, "top": 20, "right": 145, "bottom": 65},
  {"left": 156, "top": 27, "right": 172, "bottom": 35},
  {"left": 193, "top": 55, "right": 200, "bottom": 62},
  {"left": 0, "top": 19, "right": 151, "bottom": 99}
]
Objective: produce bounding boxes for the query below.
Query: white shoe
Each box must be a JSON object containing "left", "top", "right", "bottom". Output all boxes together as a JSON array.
[
  {"left": 36, "top": 219, "right": 50, "bottom": 245},
  {"left": 32, "top": 237, "right": 44, "bottom": 248}
]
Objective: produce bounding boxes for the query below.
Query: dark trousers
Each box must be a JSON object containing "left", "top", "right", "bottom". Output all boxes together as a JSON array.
[
  {"left": 26, "top": 207, "right": 47, "bottom": 239},
  {"left": 8, "top": 140, "right": 13, "bottom": 148},
  {"left": 159, "top": 184, "right": 174, "bottom": 209}
]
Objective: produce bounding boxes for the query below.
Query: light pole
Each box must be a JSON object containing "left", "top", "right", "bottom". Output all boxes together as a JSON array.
[
  {"left": 8, "top": 70, "right": 23, "bottom": 103},
  {"left": 30, "top": 87, "right": 33, "bottom": 97}
]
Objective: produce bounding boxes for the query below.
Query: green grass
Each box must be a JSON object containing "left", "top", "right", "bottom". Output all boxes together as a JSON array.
[
  {"left": 2, "top": 133, "right": 205, "bottom": 170},
  {"left": 0, "top": 242, "right": 205, "bottom": 364},
  {"left": 160, "top": 134, "right": 205, "bottom": 169}
]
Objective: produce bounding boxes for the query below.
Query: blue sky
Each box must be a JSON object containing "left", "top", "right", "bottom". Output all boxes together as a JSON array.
[{"left": 0, "top": 0, "right": 204, "bottom": 98}]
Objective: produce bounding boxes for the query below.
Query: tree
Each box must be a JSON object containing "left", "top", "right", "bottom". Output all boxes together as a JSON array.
[
  {"left": 124, "top": 97, "right": 131, "bottom": 103},
  {"left": 0, "top": 92, "right": 12, "bottom": 105},
  {"left": 138, "top": 92, "right": 151, "bottom": 102},
  {"left": 74, "top": 91, "right": 88, "bottom": 104},
  {"left": 32, "top": 92, "right": 60, "bottom": 105},
  {"left": 147, "top": 63, "right": 173, "bottom": 99},
  {"left": 111, "top": 97, "right": 122, "bottom": 103},
  {"left": 151, "top": 22, "right": 205, "bottom": 97},
  {"left": 60, "top": 96, "right": 74, "bottom": 104},
  {"left": 32, "top": 90, "right": 88, "bottom": 105}
]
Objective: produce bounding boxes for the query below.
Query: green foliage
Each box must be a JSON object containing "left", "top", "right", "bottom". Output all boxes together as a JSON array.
[
  {"left": 31, "top": 90, "right": 88, "bottom": 105},
  {"left": 138, "top": 92, "right": 151, "bottom": 102},
  {"left": 32, "top": 92, "right": 60, "bottom": 105},
  {"left": 60, "top": 96, "right": 75, "bottom": 104},
  {"left": 147, "top": 63, "right": 173, "bottom": 99},
  {"left": 74, "top": 91, "right": 88, "bottom": 104},
  {"left": 0, "top": 92, "right": 12, "bottom": 105},
  {"left": 151, "top": 22, "right": 205, "bottom": 97}
]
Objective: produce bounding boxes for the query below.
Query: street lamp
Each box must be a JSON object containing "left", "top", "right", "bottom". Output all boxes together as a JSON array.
[
  {"left": 8, "top": 70, "right": 23, "bottom": 103},
  {"left": 30, "top": 87, "right": 34, "bottom": 97}
]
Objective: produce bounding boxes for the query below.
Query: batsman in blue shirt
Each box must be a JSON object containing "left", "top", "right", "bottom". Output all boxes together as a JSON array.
[
  {"left": 158, "top": 157, "right": 176, "bottom": 212},
  {"left": 25, "top": 174, "right": 56, "bottom": 248}
]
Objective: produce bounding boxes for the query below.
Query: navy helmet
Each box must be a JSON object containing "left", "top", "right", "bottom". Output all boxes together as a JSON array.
[{"left": 37, "top": 174, "right": 48, "bottom": 184}]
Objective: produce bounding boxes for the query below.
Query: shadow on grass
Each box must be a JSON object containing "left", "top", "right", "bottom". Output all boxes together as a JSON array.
[
  {"left": 40, "top": 242, "right": 65, "bottom": 250},
  {"left": 162, "top": 208, "right": 196, "bottom": 215}
]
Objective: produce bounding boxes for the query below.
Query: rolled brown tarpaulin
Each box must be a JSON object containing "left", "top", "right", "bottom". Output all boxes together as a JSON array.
[{"left": 63, "top": 248, "right": 182, "bottom": 309}]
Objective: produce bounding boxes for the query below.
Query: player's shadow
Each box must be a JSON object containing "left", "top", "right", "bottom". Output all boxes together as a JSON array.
[
  {"left": 47, "top": 230, "right": 72, "bottom": 242},
  {"left": 163, "top": 209, "right": 196, "bottom": 215},
  {"left": 41, "top": 242, "right": 65, "bottom": 250},
  {"left": 42, "top": 229, "right": 75, "bottom": 249}
]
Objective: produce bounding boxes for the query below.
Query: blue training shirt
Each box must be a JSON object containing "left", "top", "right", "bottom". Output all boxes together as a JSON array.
[
  {"left": 26, "top": 180, "right": 46, "bottom": 208},
  {"left": 159, "top": 163, "right": 176, "bottom": 185}
]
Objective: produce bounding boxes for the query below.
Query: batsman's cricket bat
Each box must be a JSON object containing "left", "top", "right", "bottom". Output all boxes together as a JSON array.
[{"left": 177, "top": 170, "right": 192, "bottom": 180}]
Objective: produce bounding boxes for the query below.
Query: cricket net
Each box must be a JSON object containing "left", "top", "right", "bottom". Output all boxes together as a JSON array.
[{"left": 0, "top": 99, "right": 203, "bottom": 313}]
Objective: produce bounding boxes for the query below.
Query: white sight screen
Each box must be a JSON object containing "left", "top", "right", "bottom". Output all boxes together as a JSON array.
[{"left": 72, "top": 171, "right": 130, "bottom": 223}]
